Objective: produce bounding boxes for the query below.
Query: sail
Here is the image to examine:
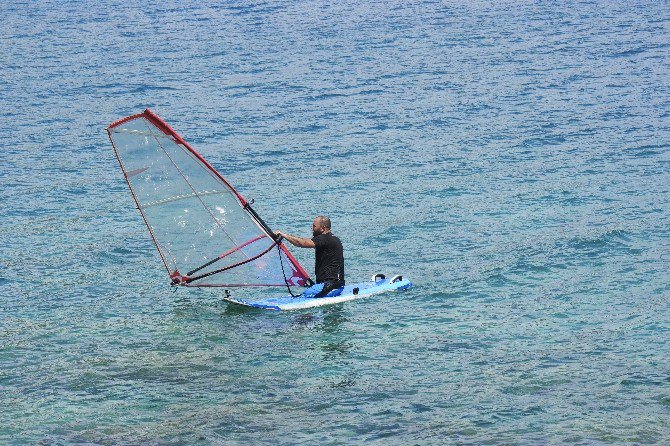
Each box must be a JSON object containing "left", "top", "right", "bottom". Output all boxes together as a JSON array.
[{"left": 106, "top": 109, "right": 311, "bottom": 288}]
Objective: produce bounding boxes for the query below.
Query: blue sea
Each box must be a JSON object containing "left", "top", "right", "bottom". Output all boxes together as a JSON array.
[{"left": 1, "top": 1, "right": 669, "bottom": 444}]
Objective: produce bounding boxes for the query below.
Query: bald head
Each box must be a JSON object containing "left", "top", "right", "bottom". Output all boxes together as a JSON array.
[
  {"left": 312, "top": 215, "right": 331, "bottom": 236},
  {"left": 316, "top": 216, "right": 331, "bottom": 229}
]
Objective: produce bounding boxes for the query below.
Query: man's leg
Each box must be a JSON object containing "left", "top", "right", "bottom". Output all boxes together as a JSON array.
[
  {"left": 314, "top": 280, "right": 344, "bottom": 298},
  {"left": 301, "top": 282, "right": 324, "bottom": 298}
]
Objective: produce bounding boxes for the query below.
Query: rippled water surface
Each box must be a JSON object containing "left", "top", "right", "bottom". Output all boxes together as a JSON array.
[{"left": 2, "top": 1, "right": 669, "bottom": 444}]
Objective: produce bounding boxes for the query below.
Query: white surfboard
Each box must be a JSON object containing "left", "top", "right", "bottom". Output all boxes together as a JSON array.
[{"left": 224, "top": 275, "right": 412, "bottom": 311}]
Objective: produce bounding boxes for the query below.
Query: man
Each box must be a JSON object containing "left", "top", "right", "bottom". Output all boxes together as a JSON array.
[{"left": 277, "top": 216, "right": 345, "bottom": 298}]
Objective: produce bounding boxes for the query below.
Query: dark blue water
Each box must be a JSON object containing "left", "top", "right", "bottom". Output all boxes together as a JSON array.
[{"left": 1, "top": 1, "right": 669, "bottom": 444}]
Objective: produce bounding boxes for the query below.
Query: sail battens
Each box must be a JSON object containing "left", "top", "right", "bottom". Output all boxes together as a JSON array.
[
  {"left": 110, "top": 128, "right": 176, "bottom": 140},
  {"left": 141, "top": 190, "right": 225, "bottom": 208}
]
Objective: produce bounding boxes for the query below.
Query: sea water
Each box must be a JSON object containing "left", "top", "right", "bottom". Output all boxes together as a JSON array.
[{"left": 1, "top": 1, "right": 669, "bottom": 444}]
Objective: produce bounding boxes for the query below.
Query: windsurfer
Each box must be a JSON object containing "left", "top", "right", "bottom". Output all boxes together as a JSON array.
[{"left": 277, "top": 216, "right": 345, "bottom": 298}]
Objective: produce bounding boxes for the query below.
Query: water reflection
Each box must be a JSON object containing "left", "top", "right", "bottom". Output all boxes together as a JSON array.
[{"left": 288, "top": 305, "right": 348, "bottom": 335}]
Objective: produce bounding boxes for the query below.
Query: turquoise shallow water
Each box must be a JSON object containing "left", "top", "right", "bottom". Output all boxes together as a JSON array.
[{"left": 1, "top": 1, "right": 669, "bottom": 444}]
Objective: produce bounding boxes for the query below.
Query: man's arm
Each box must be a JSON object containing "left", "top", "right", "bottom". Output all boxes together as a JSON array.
[{"left": 276, "top": 231, "right": 316, "bottom": 248}]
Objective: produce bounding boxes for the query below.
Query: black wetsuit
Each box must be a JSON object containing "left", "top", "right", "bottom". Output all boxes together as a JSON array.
[{"left": 312, "top": 232, "right": 344, "bottom": 297}]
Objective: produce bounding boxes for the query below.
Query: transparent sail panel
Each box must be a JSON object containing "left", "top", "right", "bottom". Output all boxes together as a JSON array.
[{"left": 108, "top": 113, "right": 310, "bottom": 287}]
